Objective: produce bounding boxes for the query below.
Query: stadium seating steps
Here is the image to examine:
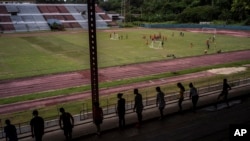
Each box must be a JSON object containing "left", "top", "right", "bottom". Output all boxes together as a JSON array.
[{"left": 0, "top": 3, "right": 115, "bottom": 33}]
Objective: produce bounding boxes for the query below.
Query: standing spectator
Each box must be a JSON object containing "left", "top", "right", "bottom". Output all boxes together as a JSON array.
[
  {"left": 4, "top": 119, "right": 18, "bottom": 141},
  {"left": 133, "top": 88, "right": 143, "bottom": 127},
  {"left": 117, "top": 93, "right": 126, "bottom": 129},
  {"left": 156, "top": 87, "right": 166, "bottom": 120},
  {"left": 30, "top": 110, "right": 44, "bottom": 141},
  {"left": 177, "top": 83, "right": 185, "bottom": 113},
  {"left": 59, "top": 108, "right": 74, "bottom": 140},
  {"left": 189, "top": 83, "right": 199, "bottom": 112},
  {"left": 216, "top": 78, "right": 232, "bottom": 108},
  {"left": 93, "top": 102, "right": 103, "bottom": 135}
]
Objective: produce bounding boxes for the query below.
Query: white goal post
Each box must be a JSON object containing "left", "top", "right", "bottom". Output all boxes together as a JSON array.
[
  {"left": 110, "top": 33, "right": 119, "bottom": 40},
  {"left": 149, "top": 41, "right": 163, "bottom": 49},
  {"left": 201, "top": 27, "right": 217, "bottom": 34}
]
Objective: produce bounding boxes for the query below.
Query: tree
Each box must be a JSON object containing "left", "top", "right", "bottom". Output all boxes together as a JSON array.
[
  {"left": 98, "top": 0, "right": 121, "bottom": 12},
  {"left": 231, "top": 0, "right": 250, "bottom": 21},
  {"left": 177, "top": 6, "right": 220, "bottom": 23},
  {"left": 96, "top": 0, "right": 248, "bottom": 24}
]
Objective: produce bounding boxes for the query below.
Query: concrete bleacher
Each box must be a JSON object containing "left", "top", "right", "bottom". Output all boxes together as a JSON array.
[
  {"left": 0, "top": 15, "right": 11, "bottom": 22},
  {"left": 57, "top": 5, "right": 69, "bottom": 13},
  {"left": 13, "top": 24, "right": 27, "bottom": 32},
  {"left": 0, "top": 24, "right": 14, "bottom": 31},
  {"left": 64, "top": 4, "right": 88, "bottom": 29},
  {"left": 65, "top": 5, "right": 79, "bottom": 13},
  {"left": 17, "top": 4, "right": 41, "bottom": 14},
  {"left": 37, "top": 5, "right": 50, "bottom": 13},
  {"left": 0, "top": 3, "right": 111, "bottom": 33},
  {"left": 36, "top": 22, "right": 51, "bottom": 30},
  {"left": 5, "top": 4, "right": 18, "bottom": 12},
  {"left": 0, "top": 5, "right": 8, "bottom": 14},
  {"left": 27, "top": 23, "right": 40, "bottom": 31},
  {"left": 95, "top": 5, "right": 105, "bottom": 14},
  {"left": 0, "top": 4, "right": 50, "bottom": 32},
  {"left": 21, "top": 15, "right": 34, "bottom": 22},
  {"left": 46, "top": 5, "right": 60, "bottom": 13},
  {"left": 10, "top": 15, "right": 22, "bottom": 22}
]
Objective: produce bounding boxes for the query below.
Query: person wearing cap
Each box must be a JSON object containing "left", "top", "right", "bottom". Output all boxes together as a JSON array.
[
  {"left": 30, "top": 110, "right": 44, "bottom": 141},
  {"left": 117, "top": 93, "right": 126, "bottom": 129}
]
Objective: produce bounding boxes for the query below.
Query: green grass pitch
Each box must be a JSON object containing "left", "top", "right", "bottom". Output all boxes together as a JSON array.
[{"left": 0, "top": 28, "right": 250, "bottom": 80}]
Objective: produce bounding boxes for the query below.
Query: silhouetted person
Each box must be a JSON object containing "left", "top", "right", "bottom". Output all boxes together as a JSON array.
[
  {"left": 30, "top": 110, "right": 44, "bottom": 141},
  {"left": 117, "top": 93, "right": 126, "bottom": 129},
  {"left": 217, "top": 79, "right": 232, "bottom": 108},
  {"left": 133, "top": 88, "right": 143, "bottom": 127},
  {"left": 177, "top": 82, "right": 185, "bottom": 113},
  {"left": 156, "top": 87, "right": 165, "bottom": 119},
  {"left": 59, "top": 107, "right": 74, "bottom": 140},
  {"left": 189, "top": 83, "right": 199, "bottom": 112},
  {"left": 93, "top": 102, "right": 103, "bottom": 135},
  {"left": 206, "top": 39, "right": 210, "bottom": 49},
  {"left": 4, "top": 119, "right": 18, "bottom": 141}
]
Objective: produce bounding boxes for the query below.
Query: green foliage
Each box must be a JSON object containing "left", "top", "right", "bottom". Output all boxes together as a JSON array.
[
  {"left": 243, "top": 16, "right": 250, "bottom": 25},
  {"left": 99, "top": 0, "right": 250, "bottom": 24},
  {"left": 177, "top": 5, "right": 220, "bottom": 23},
  {"left": 99, "top": 0, "right": 121, "bottom": 12},
  {"left": 50, "top": 22, "right": 65, "bottom": 31},
  {"left": 219, "top": 10, "right": 233, "bottom": 21},
  {"left": 231, "top": 0, "right": 250, "bottom": 21}
]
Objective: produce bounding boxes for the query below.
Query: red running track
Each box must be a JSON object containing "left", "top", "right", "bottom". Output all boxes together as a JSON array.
[
  {"left": 0, "top": 50, "right": 250, "bottom": 98},
  {"left": 0, "top": 50, "right": 250, "bottom": 114}
]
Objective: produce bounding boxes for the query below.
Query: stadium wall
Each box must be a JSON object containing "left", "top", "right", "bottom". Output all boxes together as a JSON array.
[{"left": 142, "top": 23, "right": 250, "bottom": 31}]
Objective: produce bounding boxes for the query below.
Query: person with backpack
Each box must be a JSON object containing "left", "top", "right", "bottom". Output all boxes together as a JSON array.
[
  {"left": 189, "top": 83, "right": 199, "bottom": 112},
  {"left": 59, "top": 108, "right": 74, "bottom": 140},
  {"left": 93, "top": 102, "right": 103, "bottom": 135}
]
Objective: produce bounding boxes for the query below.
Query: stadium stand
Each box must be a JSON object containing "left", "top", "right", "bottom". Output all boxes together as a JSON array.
[
  {"left": 0, "top": 5, "right": 8, "bottom": 14},
  {"left": 5, "top": 4, "right": 18, "bottom": 13},
  {"left": 0, "top": 3, "right": 115, "bottom": 33},
  {"left": 0, "top": 15, "right": 11, "bottom": 22},
  {"left": 18, "top": 4, "right": 41, "bottom": 14}
]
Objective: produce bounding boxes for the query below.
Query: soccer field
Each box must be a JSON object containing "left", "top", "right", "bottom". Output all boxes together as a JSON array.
[{"left": 0, "top": 28, "right": 250, "bottom": 80}]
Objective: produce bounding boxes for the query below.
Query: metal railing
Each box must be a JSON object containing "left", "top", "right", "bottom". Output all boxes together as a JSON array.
[{"left": 0, "top": 77, "right": 250, "bottom": 139}]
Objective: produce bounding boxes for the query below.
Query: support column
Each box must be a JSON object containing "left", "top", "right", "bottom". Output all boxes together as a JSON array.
[{"left": 87, "top": 1, "right": 99, "bottom": 106}]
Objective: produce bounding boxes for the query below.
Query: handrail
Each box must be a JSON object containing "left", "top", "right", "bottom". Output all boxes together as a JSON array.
[{"left": 0, "top": 77, "right": 250, "bottom": 139}]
